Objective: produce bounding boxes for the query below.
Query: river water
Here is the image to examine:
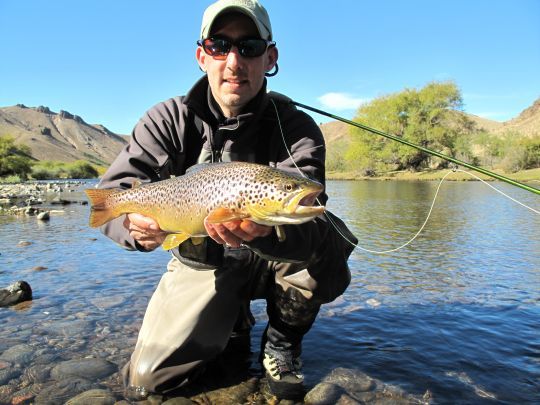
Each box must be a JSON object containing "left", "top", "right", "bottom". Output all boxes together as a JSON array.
[{"left": 0, "top": 179, "right": 539, "bottom": 404}]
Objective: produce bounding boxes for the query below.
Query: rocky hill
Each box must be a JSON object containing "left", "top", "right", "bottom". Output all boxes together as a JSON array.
[
  {"left": 320, "top": 97, "right": 540, "bottom": 144},
  {"left": 0, "top": 104, "right": 127, "bottom": 165}
]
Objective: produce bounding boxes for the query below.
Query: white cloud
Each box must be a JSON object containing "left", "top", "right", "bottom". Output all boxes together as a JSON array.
[{"left": 317, "top": 92, "right": 369, "bottom": 111}]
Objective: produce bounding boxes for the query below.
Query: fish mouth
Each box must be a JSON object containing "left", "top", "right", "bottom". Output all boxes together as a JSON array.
[
  {"left": 292, "top": 190, "right": 325, "bottom": 217},
  {"left": 247, "top": 184, "right": 325, "bottom": 226}
]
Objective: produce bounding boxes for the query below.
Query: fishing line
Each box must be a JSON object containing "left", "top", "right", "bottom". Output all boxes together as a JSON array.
[{"left": 271, "top": 99, "right": 540, "bottom": 254}]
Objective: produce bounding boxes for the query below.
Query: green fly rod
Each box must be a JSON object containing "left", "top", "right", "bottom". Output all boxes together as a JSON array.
[{"left": 291, "top": 100, "right": 540, "bottom": 196}]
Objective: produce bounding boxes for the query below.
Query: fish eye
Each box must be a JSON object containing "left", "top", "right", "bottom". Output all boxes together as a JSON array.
[{"left": 285, "top": 183, "right": 295, "bottom": 192}]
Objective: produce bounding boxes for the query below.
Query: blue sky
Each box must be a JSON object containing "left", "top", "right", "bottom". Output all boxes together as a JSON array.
[{"left": 1, "top": 0, "right": 539, "bottom": 135}]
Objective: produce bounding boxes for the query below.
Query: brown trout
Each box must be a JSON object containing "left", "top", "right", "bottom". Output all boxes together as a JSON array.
[{"left": 85, "top": 162, "right": 325, "bottom": 250}]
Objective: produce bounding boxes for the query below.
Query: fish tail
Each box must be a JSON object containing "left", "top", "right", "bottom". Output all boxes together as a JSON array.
[{"left": 85, "top": 188, "right": 117, "bottom": 227}]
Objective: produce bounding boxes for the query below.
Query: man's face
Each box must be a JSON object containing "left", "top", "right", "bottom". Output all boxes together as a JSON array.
[{"left": 196, "top": 13, "right": 278, "bottom": 117}]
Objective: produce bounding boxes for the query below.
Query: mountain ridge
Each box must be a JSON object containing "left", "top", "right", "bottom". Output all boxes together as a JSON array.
[{"left": 0, "top": 104, "right": 127, "bottom": 165}]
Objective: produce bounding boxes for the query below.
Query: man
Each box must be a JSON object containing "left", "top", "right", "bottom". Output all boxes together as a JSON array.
[{"left": 98, "top": 0, "right": 356, "bottom": 400}]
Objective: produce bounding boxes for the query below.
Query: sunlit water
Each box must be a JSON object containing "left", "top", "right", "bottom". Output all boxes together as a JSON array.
[{"left": 1, "top": 179, "right": 539, "bottom": 403}]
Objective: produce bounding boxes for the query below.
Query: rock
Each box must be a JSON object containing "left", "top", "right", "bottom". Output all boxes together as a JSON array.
[
  {"left": 304, "top": 382, "right": 346, "bottom": 404},
  {"left": 51, "top": 358, "right": 117, "bottom": 380},
  {"left": 0, "top": 344, "right": 34, "bottom": 366},
  {"left": 321, "top": 368, "right": 376, "bottom": 393},
  {"left": 36, "top": 106, "right": 51, "bottom": 114},
  {"left": 191, "top": 377, "right": 258, "bottom": 405},
  {"left": 59, "top": 110, "right": 74, "bottom": 119},
  {"left": 65, "top": 388, "right": 117, "bottom": 405},
  {"left": 309, "top": 368, "right": 428, "bottom": 404},
  {"left": 10, "top": 384, "right": 42, "bottom": 405},
  {"left": 163, "top": 397, "right": 196, "bottom": 404},
  {"left": 33, "top": 377, "right": 93, "bottom": 405},
  {"left": 90, "top": 296, "right": 125, "bottom": 310},
  {"left": 32, "top": 266, "right": 48, "bottom": 272},
  {"left": 0, "top": 281, "right": 32, "bottom": 307},
  {"left": 41, "top": 127, "right": 52, "bottom": 136},
  {"left": 22, "top": 364, "right": 52, "bottom": 384},
  {"left": 37, "top": 211, "right": 50, "bottom": 221},
  {"left": 37, "top": 319, "right": 92, "bottom": 337},
  {"left": 51, "top": 197, "right": 71, "bottom": 205},
  {"left": 0, "top": 366, "right": 20, "bottom": 385}
]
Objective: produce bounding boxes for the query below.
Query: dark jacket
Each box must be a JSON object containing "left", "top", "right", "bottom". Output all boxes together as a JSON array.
[{"left": 98, "top": 76, "right": 352, "bottom": 271}]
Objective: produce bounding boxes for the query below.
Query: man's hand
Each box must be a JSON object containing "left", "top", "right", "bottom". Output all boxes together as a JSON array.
[
  {"left": 123, "top": 213, "right": 167, "bottom": 251},
  {"left": 204, "top": 218, "right": 272, "bottom": 248}
]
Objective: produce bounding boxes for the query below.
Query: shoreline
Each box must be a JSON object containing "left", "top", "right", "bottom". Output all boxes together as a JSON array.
[{"left": 327, "top": 167, "right": 540, "bottom": 183}]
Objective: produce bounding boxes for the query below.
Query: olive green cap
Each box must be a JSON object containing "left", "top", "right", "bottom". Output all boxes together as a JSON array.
[{"left": 200, "top": 0, "right": 272, "bottom": 40}]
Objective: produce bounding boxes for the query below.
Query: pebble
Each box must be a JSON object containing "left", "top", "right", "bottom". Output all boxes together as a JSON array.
[
  {"left": 0, "top": 181, "right": 85, "bottom": 217},
  {"left": 0, "top": 366, "right": 21, "bottom": 385},
  {"left": 51, "top": 358, "right": 117, "bottom": 380},
  {"left": 0, "top": 343, "right": 35, "bottom": 366},
  {"left": 37, "top": 211, "right": 50, "bottom": 221},
  {"left": 64, "top": 388, "right": 117, "bottom": 405},
  {"left": 33, "top": 377, "right": 93, "bottom": 404},
  {"left": 366, "top": 298, "right": 381, "bottom": 308}
]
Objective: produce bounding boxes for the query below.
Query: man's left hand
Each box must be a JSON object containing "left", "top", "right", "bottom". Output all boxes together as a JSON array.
[{"left": 204, "top": 219, "right": 272, "bottom": 248}]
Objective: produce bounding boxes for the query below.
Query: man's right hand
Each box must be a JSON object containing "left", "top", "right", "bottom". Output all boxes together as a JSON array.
[{"left": 123, "top": 213, "right": 167, "bottom": 251}]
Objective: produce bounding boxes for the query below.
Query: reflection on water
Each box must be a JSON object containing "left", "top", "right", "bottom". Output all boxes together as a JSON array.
[{"left": 0, "top": 180, "right": 539, "bottom": 403}]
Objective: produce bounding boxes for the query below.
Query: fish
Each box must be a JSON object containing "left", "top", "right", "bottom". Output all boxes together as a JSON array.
[{"left": 85, "top": 162, "right": 326, "bottom": 250}]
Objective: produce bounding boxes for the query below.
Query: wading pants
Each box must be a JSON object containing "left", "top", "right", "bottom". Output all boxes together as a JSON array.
[{"left": 124, "top": 213, "right": 356, "bottom": 395}]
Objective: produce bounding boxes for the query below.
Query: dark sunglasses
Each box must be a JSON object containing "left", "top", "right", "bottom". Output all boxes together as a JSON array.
[{"left": 197, "top": 37, "right": 276, "bottom": 59}]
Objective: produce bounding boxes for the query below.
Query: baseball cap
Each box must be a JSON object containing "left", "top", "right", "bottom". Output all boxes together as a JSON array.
[{"left": 200, "top": 0, "right": 273, "bottom": 40}]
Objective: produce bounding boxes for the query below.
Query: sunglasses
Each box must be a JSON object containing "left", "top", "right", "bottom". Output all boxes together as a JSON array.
[{"left": 197, "top": 37, "right": 276, "bottom": 59}]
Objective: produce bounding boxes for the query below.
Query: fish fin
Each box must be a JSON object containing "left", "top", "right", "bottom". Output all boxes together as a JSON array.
[
  {"left": 191, "top": 237, "right": 205, "bottom": 246},
  {"left": 85, "top": 189, "right": 117, "bottom": 227},
  {"left": 206, "top": 207, "right": 249, "bottom": 224},
  {"left": 162, "top": 233, "right": 190, "bottom": 250},
  {"left": 275, "top": 225, "right": 286, "bottom": 242},
  {"left": 131, "top": 180, "right": 142, "bottom": 189},
  {"left": 185, "top": 163, "right": 212, "bottom": 175}
]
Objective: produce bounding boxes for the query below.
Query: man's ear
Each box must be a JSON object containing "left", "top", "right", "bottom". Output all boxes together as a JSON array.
[
  {"left": 266, "top": 46, "right": 278, "bottom": 71},
  {"left": 196, "top": 47, "right": 206, "bottom": 72}
]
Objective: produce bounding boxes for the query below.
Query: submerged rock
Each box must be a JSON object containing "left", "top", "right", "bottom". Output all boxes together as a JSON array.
[
  {"left": 305, "top": 367, "right": 430, "bottom": 405},
  {"left": 33, "top": 377, "right": 94, "bottom": 404},
  {"left": 51, "top": 358, "right": 117, "bottom": 380},
  {"left": 37, "top": 211, "right": 50, "bottom": 221},
  {"left": 0, "top": 344, "right": 35, "bottom": 366},
  {"left": 0, "top": 281, "right": 32, "bottom": 307},
  {"left": 65, "top": 388, "right": 117, "bottom": 405}
]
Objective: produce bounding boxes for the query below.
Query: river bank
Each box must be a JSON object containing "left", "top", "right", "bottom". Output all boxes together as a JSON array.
[{"left": 327, "top": 167, "right": 540, "bottom": 182}]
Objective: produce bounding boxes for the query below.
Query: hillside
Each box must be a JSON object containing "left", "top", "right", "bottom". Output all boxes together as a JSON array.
[
  {"left": 0, "top": 104, "right": 127, "bottom": 165},
  {"left": 320, "top": 97, "right": 540, "bottom": 145}
]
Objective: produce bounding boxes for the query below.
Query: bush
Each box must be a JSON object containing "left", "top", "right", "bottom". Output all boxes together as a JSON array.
[
  {"left": 0, "top": 174, "right": 23, "bottom": 183},
  {"left": 65, "top": 161, "right": 99, "bottom": 179},
  {"left": 31, "top": 160, "right": 99, "bottom": 179},
  {"left": 0, "top": 136, "right": 34, "bottom": 180}
]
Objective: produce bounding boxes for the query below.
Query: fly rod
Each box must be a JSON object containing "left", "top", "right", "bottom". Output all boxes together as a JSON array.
[{"left": 291, "top": 100, "right": 540, "bottom": 196}]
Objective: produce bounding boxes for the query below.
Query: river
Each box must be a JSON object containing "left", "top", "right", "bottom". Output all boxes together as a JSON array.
[{"left": 0, "top": 179, "right": 539, "bottom": 404}]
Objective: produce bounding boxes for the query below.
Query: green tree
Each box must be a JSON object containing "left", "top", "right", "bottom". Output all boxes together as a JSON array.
[
  {"left": 347, "top": 81, "right": 475, "bottom": 173},
  {"left": 0, "top": 136, "right": 34, "bottom": 179}
]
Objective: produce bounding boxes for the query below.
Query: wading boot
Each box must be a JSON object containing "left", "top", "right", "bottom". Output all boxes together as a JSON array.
[{"left": 263, "top": 345, "right": 305, "bottom": 401}]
